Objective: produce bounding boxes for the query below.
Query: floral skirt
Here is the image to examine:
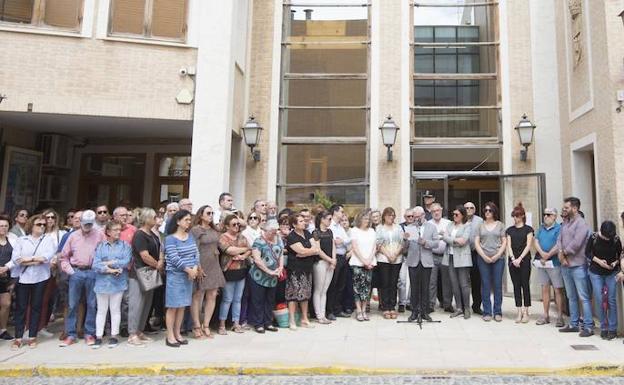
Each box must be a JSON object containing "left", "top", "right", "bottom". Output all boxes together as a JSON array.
[
  {"left": 285, "top": 271, "right": 312, "bottom": 302},
  {"left": 352, "top": 266, "right": 372, "bottom": 303}
]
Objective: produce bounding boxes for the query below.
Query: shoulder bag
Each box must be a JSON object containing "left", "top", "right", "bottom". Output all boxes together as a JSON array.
[{"left": 136, "top": 232, "right": 163, "bottom": 291}]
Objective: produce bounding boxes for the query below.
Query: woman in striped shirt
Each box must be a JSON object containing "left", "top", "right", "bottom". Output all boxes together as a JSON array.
[{"left": 164, "top": 210, "right": 199, "bottom": 348}]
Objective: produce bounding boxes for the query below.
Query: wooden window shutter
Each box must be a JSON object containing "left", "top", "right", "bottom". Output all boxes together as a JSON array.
[
  {"left": 43, "top": 0, "right": 82, "bottom": 29},
  {"left": 151, "top": 0, "right": 186, "bottom": 39},
  {"left": 111, "top": 0, "right": 145, "bottom": 35},
  {"left": 0, "top": 0, "right": 35, "bottom": 23}
]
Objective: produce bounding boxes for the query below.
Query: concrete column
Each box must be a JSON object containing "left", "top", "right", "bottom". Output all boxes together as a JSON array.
[
  {"left": 371, "top": 0, "right": 405, "bottom": 212},
  {"left": 530, "top": 0, "right": 563, "bottom": 211},
  {"left": 188, "top": 1, "right": 236, "bottom": 207}
]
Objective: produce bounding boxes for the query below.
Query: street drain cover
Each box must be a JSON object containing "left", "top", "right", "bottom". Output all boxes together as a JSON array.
[{"left": 571, "top": 344, "right": 598, "bottom": 350}]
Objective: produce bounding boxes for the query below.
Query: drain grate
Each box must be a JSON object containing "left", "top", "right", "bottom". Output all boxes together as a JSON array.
[{"left": 570, "top": 344, "right": 598, "bottom": 351}]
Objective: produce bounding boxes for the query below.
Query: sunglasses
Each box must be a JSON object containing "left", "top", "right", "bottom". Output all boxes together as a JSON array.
[
  {"left": 453, "top": 213, "right": 461, "bottom": 217},
  {"left": 249, "top": 216, "right": 259, "bottom": 220},
  {"left": 543, "top": 213, "right": 554, "bottom": 216},
  {"left": 205, "top": 211, "right": 213, "bottom": 215},
  {"left": 230, "top": 223, "right": 240, "bottom": 227},
  {"left": 34, "top": 223, "right": 46, "bottom": 227},
  {"left": 484, "top": 208, "right": 493, "bottom": 213},
  {"left": 18, "top": 213, "right": 28, "bottom": 217},
  {"left": 45, "top": 215, "right": 56, "bottom": 219},
  {"left": 97, "top": 211, "right": 108, "bottom": 214}
]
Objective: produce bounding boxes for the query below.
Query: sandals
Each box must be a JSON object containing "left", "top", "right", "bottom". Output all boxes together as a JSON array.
[
  {"left": 231, "top": 324, "right": 244, "bottom": 334},
  {"left": 11, "top": 339, "right": 22, "bottom": 350},
  {"left": 27, "top": 338, "right": 37, "bottom": 349},
  {"left": 202, "top": 326, "right": 214, "bottom": 339},
  {"left": 356, "top": 313, "right": 365, "bottom": 322},
  {"left": 536, "top": 317, "right": 550, "bottom": 326},
  {"left": 362, "top": 312, "right": 370, "bottom": 321},
  {"left": 192, "top": 327, "right": 205, "bottom": 339},
  {"left": 383, "top": 311, "right": 392, "bottom": 319},
  {"left": 300, "top": 321, "right": 315, "bottom": 328},
  {"left": 217, "top": 326, "right": 227, "bottom": 335},
  {"left": 390, "top": 311, "right": 398, "bottom": 319}
]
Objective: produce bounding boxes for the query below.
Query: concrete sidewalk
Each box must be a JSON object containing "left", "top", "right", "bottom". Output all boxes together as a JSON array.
[{"left": 1, "top": 297, "right": 623, "bottom": 377}]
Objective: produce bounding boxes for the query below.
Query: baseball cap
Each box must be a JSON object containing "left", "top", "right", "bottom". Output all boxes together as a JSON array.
[
  {"left": 543, "top": 208, "right": 558, "bottom": 215},
  {"left": 81, "top": 210, "right": 96, "bottom": 225}
]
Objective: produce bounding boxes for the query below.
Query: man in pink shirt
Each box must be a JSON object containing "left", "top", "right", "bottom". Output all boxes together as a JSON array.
[
  {"left": 59, "top": 210, "right": 105, "bottom": 347},
  {"left": 113, "top": 206, "right": 136, "bottom": 245}
]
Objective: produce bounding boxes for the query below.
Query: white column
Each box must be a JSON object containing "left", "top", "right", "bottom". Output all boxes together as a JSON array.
[
  {"left": 189, "top": 1, "right": 236, "bottom": 207},
  {"left": 529, "top": 0, "right": 563, "bottom": 210},
  {"left": 400, "top": 0, "right": 411, "bottom": 212},
  {"left": 369, "top": 0, "right": 380, "bottom": 209}
]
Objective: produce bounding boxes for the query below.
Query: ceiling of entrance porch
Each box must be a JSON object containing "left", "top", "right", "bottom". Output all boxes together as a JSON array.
[{"left": 0, "top": 111, "right": 193, "bottom": 139}]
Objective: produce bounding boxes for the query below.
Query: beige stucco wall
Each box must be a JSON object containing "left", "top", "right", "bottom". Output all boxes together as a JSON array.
[
  {"left": 0, "top": 32, "right": 196, "bottom": 121},
  {"left": 555, "top": 1, "right": 619, "bottom": 228},
  {"left": 375, "top": 0, "right": 403, "bottom": 212},
  {"left": 244, "top": 0, "right": 274, "bottom": 211}
]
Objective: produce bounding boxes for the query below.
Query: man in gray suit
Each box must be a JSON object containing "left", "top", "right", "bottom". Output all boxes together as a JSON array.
[{"left": 405, "top": 206, "right": 441, "bottom": 322}]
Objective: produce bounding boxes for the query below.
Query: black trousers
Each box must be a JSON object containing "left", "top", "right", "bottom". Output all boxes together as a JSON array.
[
  {"left": 326, "top": 255, "right": 347, "bottom": 315},
  {"left": 248, "top": 279, "right": 276, "bottom": 328},
  {"left": 377, "top": 262, "right": 402, "bottom": 311},
  {"left": 408, "top": 264, "right": 431, "bottom": 316},
  {"left": 470, "top": 250, "right": 482, "bottom": 311},
  {"left": 14, "top": 280, "right": 47, "bottom": 339},
  {"left": 509, "top": 258, "right": 531, "bottom": 307}
]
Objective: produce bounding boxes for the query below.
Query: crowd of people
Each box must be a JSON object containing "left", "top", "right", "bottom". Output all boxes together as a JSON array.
[{"left": 0, "top": 192, "right": 622, "bottom": 351}]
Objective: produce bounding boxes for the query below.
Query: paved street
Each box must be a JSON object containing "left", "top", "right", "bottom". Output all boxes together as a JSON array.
[
  {"left": 0, "top": 297, "right": 622, "bottom": 376},
  {"left": 2, "top": 376, "right": 624, "bottom": 385}
]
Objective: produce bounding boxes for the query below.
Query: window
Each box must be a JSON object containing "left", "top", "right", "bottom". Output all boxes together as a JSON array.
[
  {"left": 153, "top": 154, "right": 190, "bottom": 207},
  {"left": 0, "top": 0, "right": 83, "bottom": 30},
  {"left": 79, "top": 154, "right": 145, "bottom": 209},
  {"left": 109, "top": 0, "right": 187, "bottom": 41},
  {"left": 412, "top": 2, "right": 500, "bottom": 138},
  {"left": 278, "top": 1, "right": 370, "bottom": 211}
]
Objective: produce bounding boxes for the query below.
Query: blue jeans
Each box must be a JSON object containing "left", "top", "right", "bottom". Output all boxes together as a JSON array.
[
  {"left": 588, "top": 271, "right": 617, "bottom": 332},
  {"left": 219, "top": 279, "right": 246, "bottom": 323},
  {"left": 477, "top": 257, "right": 504, "bottom": 316},
  {"left": 561, "top": 265, "right": 593, "bottom": 330},
  {"left": 65, "top": 269, "right": 97, "bottom": 338}
]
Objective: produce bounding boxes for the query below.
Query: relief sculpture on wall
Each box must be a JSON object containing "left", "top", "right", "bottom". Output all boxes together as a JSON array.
[{"left": 568, "top": 0, "right": 583, "bottom": 69}]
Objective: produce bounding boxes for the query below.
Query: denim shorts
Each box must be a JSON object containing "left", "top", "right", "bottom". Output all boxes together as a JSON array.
[{"left": 165, "top": 270, "right": 192, "bottom": 308}]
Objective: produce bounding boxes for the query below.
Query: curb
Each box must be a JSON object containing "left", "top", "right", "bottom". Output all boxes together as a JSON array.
[{"left": 0, "top": 363, "right": 623, "bottom": 377}]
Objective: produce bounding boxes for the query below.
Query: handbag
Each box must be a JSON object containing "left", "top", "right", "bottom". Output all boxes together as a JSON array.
[{"left": 135, "top": 266, "right": 162, "bottom": 292}]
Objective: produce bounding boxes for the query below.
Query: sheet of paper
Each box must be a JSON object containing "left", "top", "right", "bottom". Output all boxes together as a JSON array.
[{"left": 533, "top": 259, "right": 554, "bottom": 269}]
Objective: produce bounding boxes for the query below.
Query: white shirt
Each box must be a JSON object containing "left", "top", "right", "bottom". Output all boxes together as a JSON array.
[
  {"left": 329, "top": 220, "right": 351, "bottom": 255},
  {"left": 242, "top": 226, "right": 262, "bottom": 248},
  {"left": 375, "top": 224, "right": 404, "bottom": 264},
  {"left": 349, "top": 227, "right": 377, "bottom": 267},
  {"left": 11, "top": 235, "right": 56, "bottom": 284}
]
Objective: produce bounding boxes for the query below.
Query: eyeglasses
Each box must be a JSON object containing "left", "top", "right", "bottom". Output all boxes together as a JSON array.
[
  {"left": 45, "top": 215, "right": 56, "bottom": 219},
  {"left": 405, "top": 215, "right": 414, "bottom": 218},
  {"left": 453, "top": 213, "right": 461, "bottom": 217},
  {"left": 249, "top": 216, "right": 259, "bottom": 220},
  {"left": 97, "top": 211, "right": 108, "bottom": 214},
  {"left": 34, "top": 223, "right": 46, "bottom": 227}
]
